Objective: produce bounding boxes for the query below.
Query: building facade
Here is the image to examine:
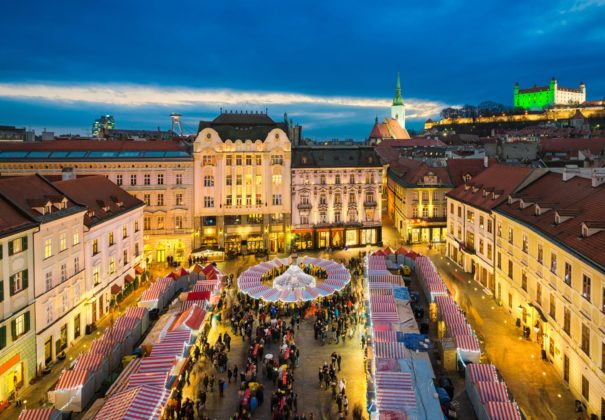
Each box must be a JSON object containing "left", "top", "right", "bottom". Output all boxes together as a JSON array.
[
  {"left": 193, "top": 112, "right": 292, "bottom": 254},
  {"left": 291, "top": 146, "right": 383, "bottom": 250},
  {"left": 492, "top": 169, "right": 605, "bottom": 418},
  {"left": 0, "top": 199, "right": 37, "bottom": 402},
  {"left": 0, "top": 140, "right": 193, "bottom": 263},
  {"left": 514, "top": 78, "right": 586, "bottom": 110},
  {"left": 387, "top": 158, "right": 489, "bottom": 244},
  {"left": 53, "top": 174, "right": 145, "bottom": 329},
  {"left": 0, "top": 175, "right": 87, "bottom": 369},
  {"left": 445, "top": 164, "right": 535, "bottom": 293}
]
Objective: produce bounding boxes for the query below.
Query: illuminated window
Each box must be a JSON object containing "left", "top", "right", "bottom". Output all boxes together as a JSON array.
[
  {"left": 256, "top": 175, "right": 262, "bottom": 186},
  {"left": 175, "top": 216, "right": 183, "bottom": 229},
  {"left": 109, "top": 257, "right": 115, "bottom": 274},
  {"left": 256, "top": 155, "right": 262, "bottom": 165},
  {"left": 44, "top": 239, "right": 52, "bottom": 259},
  {"left": 108, "top": 232, "right": 114, "bottom": 246},
  {"left": 272, "top": 174, "right": 282, "bottom": 185},
  {"left": 73, "top": 229, "right": 80, "bottom": 245},
  {"left": 582, "top": 274, "right": 591, "bottom": 302},
  {"left": 236, "top": 175, "right": 242, "bottom": 186},
  {"left": 157, "top": 216, "right": 164, "bottom": 229},
  {"left": 176, "top": 193, "right": 183, "bottom": 206},
  {"left": 122, "top": 226, "right": 128, "bottom": 239}
]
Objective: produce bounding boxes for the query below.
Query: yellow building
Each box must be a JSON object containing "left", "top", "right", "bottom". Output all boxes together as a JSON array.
[
  {"left": 493, "top": 168, "right": 605, "bottom": 417},
  {"left": 386, "top": 158, "right": 489, "bottom": 244},
  {"left": 0, "top": 140, "right": 193, "bottom": 263}
]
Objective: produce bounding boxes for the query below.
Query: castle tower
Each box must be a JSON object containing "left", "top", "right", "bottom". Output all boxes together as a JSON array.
[{"left": 391, "top": 72, "right": 406, "bottom": 129}]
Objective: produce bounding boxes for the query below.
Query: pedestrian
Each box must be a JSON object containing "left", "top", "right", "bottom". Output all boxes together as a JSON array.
[
  {"left": 336, "top": 393, "right": 343, "bottom": 413},
  {"left": 337, "top": 353, "right": 342, "bottom": 371},
  {"left": 343, "top": 395, "right": 349, "bottom": 414},
  {"left": 209, "top": 374, "right": 215, "bottom": 392},
  {"left": 219, "top": 378, "right": 225, "bottom": 397},
  {"left": 202, "top": 374, "right": 209, "bottom": 392},
  {"left": 233, "top": 364, "right": 238, "bottom": 381},
  {"left": 227, "top": 368, "right": 233, "bottom": 383}
]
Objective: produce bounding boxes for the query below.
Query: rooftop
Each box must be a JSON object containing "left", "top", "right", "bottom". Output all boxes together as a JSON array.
[
  {"left": 495, "top": 171, "right": 605, "bottom": 270},
  {"left": 446, "top": 164, "right": 536, "bottom": 211},
  {"left": 0, "top": 139, "right": 191, "bottom": 161},
  {"left": 374, "top": 138, "right": 447, "bottom": 164},
  {"left": 53, "top": 175, "right": 144, "bottom": 227},
  {"left": 369, "top": 118, "right": 410, "bottom": 140},
  {"left": 0, "top": 174, "right": 86, "bottom": 223},
  {"left": 292, "top": 145, "right": 382, "bottom": 168},
  {"left": 198, "top": 111, "right": 289, "bottom": 141}
]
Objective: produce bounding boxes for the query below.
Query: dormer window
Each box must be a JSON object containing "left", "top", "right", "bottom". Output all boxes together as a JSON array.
[
  {"left": 462, "top": 174, "right": 472, "bottom": 183},
  {"left": 45, "top": 204, "right": 52, "bottom": 214},
  {"left": 555, "top": 214, "right": 561, "bottom": 225},
  {"left": 534, "top": 205, "right": 541, "bottom": 216},
  {"left": 582, "top": 225, "right": 589, "bottom": 237}
]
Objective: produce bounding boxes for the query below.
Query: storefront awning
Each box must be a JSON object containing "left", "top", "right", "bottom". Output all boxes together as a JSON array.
[
  {"left": 111, "top": 284, "right": 122, "bottom": 295},
  {"left": 134, "top": 265, "right": 144, "bottom": 275},
  {"left": 124, "top": 274, "right": 135, "bottom": 284}
]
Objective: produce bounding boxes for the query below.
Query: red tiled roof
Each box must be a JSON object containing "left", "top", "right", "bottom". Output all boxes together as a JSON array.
[
  {"left": 53, "top": 175, "right": 143, "bottom": 227},
  {"left": 0, "top": 174, "right": 84, "bottom": 221},
  {"left": 446, "top": 158, "right": 495, "bottom": 186},
  {"left": 369, "top": 118, "right": 410, "bottom": 140},
  {"left": 389, "top": 158, "right": 452, "bottom": 186},
  {"left": 374, "top": 138, "right": 447, "bottom": 164},
  {"left": 0, "top": 139, "right": 186, "bottom": 152},
  {"left": 0, "top": 195, "right": 38, "bottom": 236},
  {"left": 540, "top": 138, "right": 605, "bottom": 157},
  {"left": 446, "top": 164, "right": 535, "bottom": 211},
  {"left": 495, "top": 171, "right": 605, "bottom": 269}
]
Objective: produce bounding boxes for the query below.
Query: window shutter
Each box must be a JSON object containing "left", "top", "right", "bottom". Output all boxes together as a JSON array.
[
  {"left": 9, "top": 275, "right": 15, "bottom": 297},
  {"left": 0, "top": 326, "right": 5, "bottom": 350},
  {"left": 10, "top": 320, "right": 16, "bottom": 341},
  {"left": 0, "top": 280, "right": 3, "bottom": 302},
  {"left": 22, "top": 270, "right": 28, "bottom": 290},
  {"left": 8, "top": 241, "right": 13, "bottom": 256},
  {"left": 24, "top": 312, "right": 30, "bottom": 333},
  {"left": 22, "top": 237, "right": 28, "bottom": 251}
]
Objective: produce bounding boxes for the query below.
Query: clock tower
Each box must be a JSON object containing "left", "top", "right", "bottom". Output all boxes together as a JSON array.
[{"left": 391, "top": 73, "right": 406, "bottom": 129}]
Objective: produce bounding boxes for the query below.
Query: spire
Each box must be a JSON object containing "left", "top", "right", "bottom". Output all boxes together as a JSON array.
[{"left": 392, "top": 72, "right": 404, "bottom": 106}]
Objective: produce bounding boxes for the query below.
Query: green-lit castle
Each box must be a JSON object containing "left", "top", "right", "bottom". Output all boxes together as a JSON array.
[{"left": 513, "top": 77, "right": 586, "bottom": 110}]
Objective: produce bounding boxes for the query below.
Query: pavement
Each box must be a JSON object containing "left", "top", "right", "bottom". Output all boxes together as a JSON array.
[{"left": 182, "top": 310, "right": 368, "bottom": 420}]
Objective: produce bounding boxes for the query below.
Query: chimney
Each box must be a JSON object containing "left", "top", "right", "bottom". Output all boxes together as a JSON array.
[
  {"left": 483, "top": 156, "right": 489, "bottom": 168},
  {"left": 592, "top": 168, "right": 605, "bottom": 187},
  {"left": 62, "top": 167, "right": 76, "bottom": 181}
]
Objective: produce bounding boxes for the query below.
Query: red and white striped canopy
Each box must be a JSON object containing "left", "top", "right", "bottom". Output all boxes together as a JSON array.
[
  {"left": 372, "top": 330, "right": 398, "bottom": 343},
  {"left": 485, "top": 401, "right": 522, "bottom": 420},
  {"left": 181, "top": 299, "right": 207, "bottom": 311},
  {"left": 106, "top": 358, "right": 142, "bottom": 397},
  {"left": 75, "top": 352, "right": 105, "bottom": 373},
  {"left": 370, "top": 288, "right": 393, "bottom": 296},
  {"left": 150, "top": 341, "right": 187, "bottom": 358},
  {"left": 375, "top": 371, "right": 413, "bottom": 389},
  {"left": 476, "top": 381, "right": 509, "bottom": 403},
  {"left": 95, "top": 385, "right": 169, "bottom": 420},
  {"left": 368, "top": 256, "right": 387, "bottom": 270},
  {"left": 375, "top": 372, "right": 416, "bottom": 412},
  {"left": 89, "top": 337, "right": 113, "bottom": 355},
  {"left": 18, "top": 408, "right": 60, "bottom": 420},
  {"left": 455, "top": 334, "right": 480, "bottom": 352},
  {"left": 466, "top": 364, "right": 498, "bottom": 383},
  {"left": 368, "top": 275, "right": 403, "bottom": 285},
  {"left": 139, "top": 356, "right": 177, "bottom": 374},
  {"left": 371, "top": 311, "right": 400, "bottom": 322},
  {"left": 374, "top": 342, "right": 407, "bottom": 359},
  {"left": 371, "top": 300, "right": 397, "bottom": 314},
  {"left": 128, "top": 371, "right": 169, "bottom": 389},
  {"left": 114, "top": 315, "right": 139, "bottom": 333},
  {"left": 447, "top": 322, "right": 472, "bottom": 337},
  {"left": 369, "top": 282, "right": 397, "bottom": 289},
  {"left": 55, "top": 369, "right": 90, "bottom": 390},
  {"left": 124, "top": 306, "right": 147, "bottom": 320}
]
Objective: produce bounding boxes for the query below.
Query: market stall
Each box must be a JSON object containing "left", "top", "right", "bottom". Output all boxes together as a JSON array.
[{"left": 52, "top": 369, "right": 95, "bottom": 412}]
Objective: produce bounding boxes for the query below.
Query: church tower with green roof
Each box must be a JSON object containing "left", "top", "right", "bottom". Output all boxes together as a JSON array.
[{"left": 391, "top": 73, "right": 406, "bottom": 129}]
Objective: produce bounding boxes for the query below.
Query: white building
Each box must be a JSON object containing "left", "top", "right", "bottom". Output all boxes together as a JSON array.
[
  {"left": 193, "top": 111, "right": 292, "bottom": 254},
  {"left": 0, "top": 175, "right": 87, "bottom": 368},
  {"left": 53, "top": 173, "right": 145, "bottom": 329},
  {"left": 291, "top": 145, "right": 383, "bottom": 250}
]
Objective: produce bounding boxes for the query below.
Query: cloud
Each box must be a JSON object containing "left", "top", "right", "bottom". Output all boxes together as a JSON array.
[{"left": 0, "top": 82, "right": 447, "bottom": 120}]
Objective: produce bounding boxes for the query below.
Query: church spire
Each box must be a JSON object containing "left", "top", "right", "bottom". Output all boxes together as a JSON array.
[{"left": 392, "top": 72, "right": 404, "bottom": 106}]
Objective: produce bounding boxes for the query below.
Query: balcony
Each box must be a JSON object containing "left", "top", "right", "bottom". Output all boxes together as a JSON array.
[
  {"left": 364, "top": 201, "right": 377, "bottom": 208},
  {"left": 297, "top": 202, "right": 312, "bottom": 210}
]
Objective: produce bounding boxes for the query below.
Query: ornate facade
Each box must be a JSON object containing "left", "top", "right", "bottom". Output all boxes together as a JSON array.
[
  {"left": 291, "top": 146, "right": 382, "bottom": 250},
  {"left": 193, "top": 112, "right": 292, "bottom": 254}
]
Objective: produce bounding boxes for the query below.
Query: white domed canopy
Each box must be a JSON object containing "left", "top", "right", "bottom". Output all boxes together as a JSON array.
[{"left": 273, "top": 265, "right": 316, "bottom": 291}]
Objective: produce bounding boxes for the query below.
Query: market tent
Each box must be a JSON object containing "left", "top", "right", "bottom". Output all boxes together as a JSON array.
[
  {"left": 106, "top": 358, "right": 142, "bottom": 397},
  {"left": 374, "top": 371, "right": 416, "bottom": 413},
  {"left": 127, "top": 371, "right": 169, "bottom": 389},
  {"left": 53, "top": 369, "right": 95, "bottom": 412},
  {"left": 75, "top": 352, "right": 108, "bottom": 391},
  {"left": 95, "top": 385, "right": 170, "bottom": 420},
  {"left": 139, "top": 356, "right": 177, "bottom": 374},
  {"left": 169, "top": 303, "right": 206, "bottom": 333},
  {"left": 18, "top": 408, "right": 61, "bottom": 420},
  {"left": 484, "top": 401, "right": 522, "bottom": 420}
]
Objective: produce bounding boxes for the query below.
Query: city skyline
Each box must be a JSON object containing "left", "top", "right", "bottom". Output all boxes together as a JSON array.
[{"left": 1, "top": 1, "right": 604, "bottom": 138}]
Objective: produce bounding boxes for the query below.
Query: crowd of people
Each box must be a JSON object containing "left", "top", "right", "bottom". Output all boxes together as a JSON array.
[{"left": 164, "top": 255, "right": 367, "bottom": 420}]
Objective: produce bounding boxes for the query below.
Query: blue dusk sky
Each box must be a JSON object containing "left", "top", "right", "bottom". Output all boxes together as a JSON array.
[{"left": 1, "top": 0, "right": 604, "bottom": 139}]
